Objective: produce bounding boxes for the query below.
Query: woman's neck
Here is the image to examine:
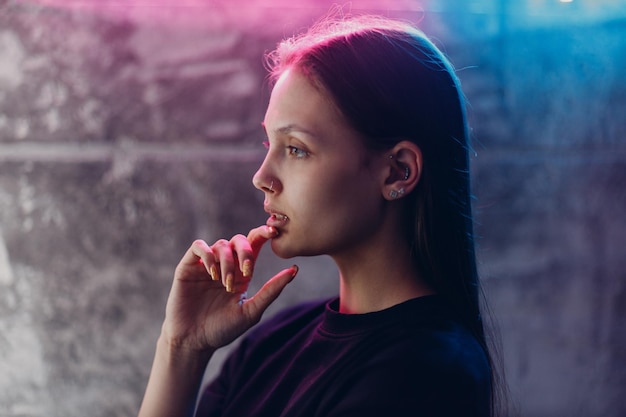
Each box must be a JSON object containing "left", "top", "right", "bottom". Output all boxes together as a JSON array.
[{"left": 333, "top": 239, "right": 435, "bottom": 314}]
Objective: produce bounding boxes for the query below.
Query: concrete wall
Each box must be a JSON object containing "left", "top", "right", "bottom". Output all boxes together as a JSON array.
[{"left": 0, "top": 1, "right": 624, "bottom": 416}]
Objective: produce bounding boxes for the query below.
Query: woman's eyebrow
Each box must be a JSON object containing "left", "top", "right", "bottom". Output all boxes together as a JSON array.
[{"left": 261, "top": 122, "right": 317, "bottom": 138}]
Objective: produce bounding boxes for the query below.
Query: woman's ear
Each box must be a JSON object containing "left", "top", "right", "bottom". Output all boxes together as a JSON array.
[{"left": 383, "top": 140, "right": 422, "bottom": 200}]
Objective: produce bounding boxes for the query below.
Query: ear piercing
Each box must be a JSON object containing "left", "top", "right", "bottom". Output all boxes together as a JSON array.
[
  {"left": 388, "top": 155, "right": 410, "bottom": 180},
  {"left": 389, "top": 188, "right": 405, "bottom": 199},
  {"left": 387, "top": 155, "right": 409, "bottom": 198}
]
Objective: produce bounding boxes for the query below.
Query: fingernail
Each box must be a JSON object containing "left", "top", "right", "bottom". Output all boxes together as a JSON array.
[
  {"left": 242, "top": 260, "right": 252, "bottom": 277},
  {"left": 268, "top": 226, "right": 279, "bottom": 236},
  {"left": 210, "top": 265, "right": 219, "bottom": 281},
  {"left": 290, "top": 265, "right": 299, "bottom": 278},
  {"left": 226, "top": 273, "right": 234, "bottom": 292}
]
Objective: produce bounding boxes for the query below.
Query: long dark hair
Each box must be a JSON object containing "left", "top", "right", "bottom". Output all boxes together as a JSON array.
[{"left": 266, "top": 15, "right": 504, "bottom": 416}]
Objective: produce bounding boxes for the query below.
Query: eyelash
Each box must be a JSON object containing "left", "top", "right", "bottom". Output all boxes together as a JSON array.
[
  {"left": 262, "top": 141, "right": 309, "bottom": 159},
  {"left": 288, "top": 145, "right": 309, "bottom": 158}
]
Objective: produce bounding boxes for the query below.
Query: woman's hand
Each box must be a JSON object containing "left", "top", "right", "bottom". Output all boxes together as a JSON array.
[
  {"left": 138, "top": 226, "right": 297, "bottom": 417},
  {"left": 161, "top": 225, "right": 298, "bottom": 353}
]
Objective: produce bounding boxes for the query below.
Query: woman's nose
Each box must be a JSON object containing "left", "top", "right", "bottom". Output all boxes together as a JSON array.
[{"left": 252, "top": 161, "right": 279, "bottom": 193}]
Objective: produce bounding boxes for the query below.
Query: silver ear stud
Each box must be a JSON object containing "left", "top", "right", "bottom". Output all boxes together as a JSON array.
[{"left": 389, "top": 188, "right": 405, "bottom": 199}]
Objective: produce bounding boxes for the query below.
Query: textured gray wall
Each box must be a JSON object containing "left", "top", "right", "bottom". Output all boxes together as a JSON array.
[{"left": 0, "top": 1, "right": 624, "bottom": 416}]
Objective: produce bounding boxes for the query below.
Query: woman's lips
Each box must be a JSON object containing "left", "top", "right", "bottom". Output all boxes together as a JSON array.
[{"left": 266, "top": 212, "right": 289, "bottom": 228}]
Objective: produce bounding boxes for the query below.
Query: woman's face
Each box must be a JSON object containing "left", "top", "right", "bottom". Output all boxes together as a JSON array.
[{"left": 253, "top": 68, "right": 386, "bottom": 259}]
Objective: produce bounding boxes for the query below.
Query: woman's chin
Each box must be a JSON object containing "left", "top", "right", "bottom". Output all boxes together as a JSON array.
[
  {"left": 270, "top": 240, "right": 325, "bottom": 260},
  {"left": 270, "top": 239, "right": 298, "bottom": 259}
]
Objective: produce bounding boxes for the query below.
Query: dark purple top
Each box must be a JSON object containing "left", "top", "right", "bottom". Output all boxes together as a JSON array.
[{"left": 196, "top": 295, "right": 491, "bottom": 417}]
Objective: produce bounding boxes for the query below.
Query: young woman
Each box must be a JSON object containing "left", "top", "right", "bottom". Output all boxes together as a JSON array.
[{"left": 139, "top": 15, "right": 498, "bottom": 417}]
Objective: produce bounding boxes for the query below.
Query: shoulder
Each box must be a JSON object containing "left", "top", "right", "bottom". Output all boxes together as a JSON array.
[
  {"left": 328, "top": 298, "right": 492, "bottom": 416},
  {"left": 368, "top": 298, "right": 490, "bottom": 385},
  {"left": 368, "top": 327, "right": 490, "bottom": 416},
  {"left": 357, "top": 299, "right": 484, "bottom": 360},
  {"left": 384, "top": 320, "right": 490, "bottom": 384}
]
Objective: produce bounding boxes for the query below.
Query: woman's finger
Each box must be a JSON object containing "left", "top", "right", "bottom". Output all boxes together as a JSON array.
[
  {"left": 209, "top": 239, "right": 236, "bottom": 291},
  {"left": 229, "top": 234, "right": 255, "bottom": 278},
  {"left": 247, "top": 225, "right": 279, "bottom": 258},
  {"left": 244, "top": 265, "right": 299, "bottom": 321},
  {"left": 176, "top": 239, "right": 218, "bottom": 281},
  {"left": 212, "top": 226, "right": 280, "bottom": 294}
]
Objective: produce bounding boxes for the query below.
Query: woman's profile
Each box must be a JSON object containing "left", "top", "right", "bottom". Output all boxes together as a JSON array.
[{"left": 139, "top": 14, "right": 502, "bottom": 417}]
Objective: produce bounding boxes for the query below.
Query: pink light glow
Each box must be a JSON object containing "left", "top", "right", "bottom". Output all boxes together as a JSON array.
[{"left": 19, "top": 0, "right": 425, "bottom": 26}]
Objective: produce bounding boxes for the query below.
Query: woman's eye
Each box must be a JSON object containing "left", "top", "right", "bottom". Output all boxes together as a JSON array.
[{"left": 287, "top": 146, "right": 309, "bottom": 158}]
